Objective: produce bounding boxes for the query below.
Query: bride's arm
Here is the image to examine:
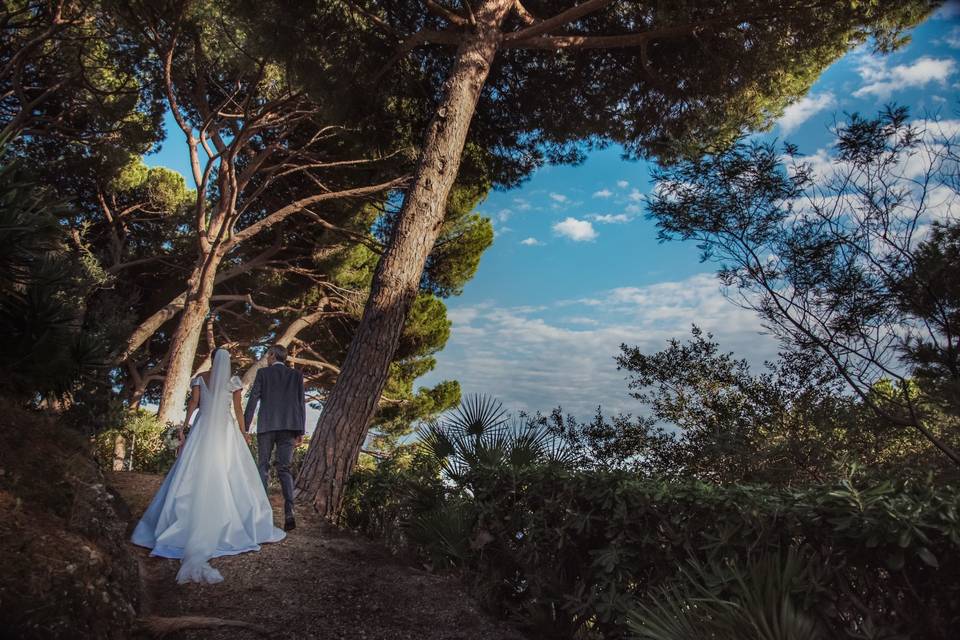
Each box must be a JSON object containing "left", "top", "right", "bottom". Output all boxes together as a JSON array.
[
  {"left": 180, "top": 387, "right": 200, "bottom": 450},
  {"left": 232, "top": 390, "right": 250, "bottom": 443}
]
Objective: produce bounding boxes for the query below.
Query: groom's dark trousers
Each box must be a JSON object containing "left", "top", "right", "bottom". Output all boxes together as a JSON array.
[
  {"left": 256, "top": 431, "right": 298, "bottom": 519},
  {"left": 244, "top": 362, "right": 307, "bottom": 521}
]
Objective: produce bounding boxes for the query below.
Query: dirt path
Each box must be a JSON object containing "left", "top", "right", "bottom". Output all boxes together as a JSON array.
[{"left": 107, "top": 472, "right": 526, "bottom": 640}]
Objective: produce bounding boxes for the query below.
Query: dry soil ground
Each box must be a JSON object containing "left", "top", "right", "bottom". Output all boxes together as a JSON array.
[{"left": 108, "top": 471, "right": 526, "bottom": 640}]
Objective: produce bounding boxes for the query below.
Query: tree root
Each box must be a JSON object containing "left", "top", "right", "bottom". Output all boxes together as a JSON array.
[{"left": 136, "top": 615, "right": 272, "bottom": 638}]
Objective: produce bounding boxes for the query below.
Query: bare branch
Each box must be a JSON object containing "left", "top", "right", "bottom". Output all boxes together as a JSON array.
[
  {"left": 512, "top": 1, "right": 538, "bottom": 25},
  {"left": 226, "top": 175, "right": 409, "bottom": 247},
  {"left": 425, "top": 0, "right": 467, "bottom": 27},
  {"left": 340, "top": 0, "right": 402, "bottom": 38},
  {"left": 372, "top": 29, "right": 463, "bottom": 82},
  {"left": 505, "top": 0, "right": 615, "bottom": 42}
]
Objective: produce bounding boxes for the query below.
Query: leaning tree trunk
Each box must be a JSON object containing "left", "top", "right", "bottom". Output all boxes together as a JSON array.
[
  {"left": 155, "top": 251, "right": 223, "bottom": 425},
  {"left": 294, "top": 0, "right": 512, "bottom": 518}
]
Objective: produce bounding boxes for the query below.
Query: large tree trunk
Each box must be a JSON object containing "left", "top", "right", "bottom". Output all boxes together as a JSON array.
[
  {"left": 294, "top": 0, "right": 512, "bottom": 518},
  {"left": 155, "top": 252, "right": 223, "bottom": 425}
]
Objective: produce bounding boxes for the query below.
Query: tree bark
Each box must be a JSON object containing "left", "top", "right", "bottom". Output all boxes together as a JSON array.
[
  {"left": 112, "top": 434, "right": 126, "bottom": 471},
  {"left": 115, "top": 246, "right": 279, "bottom": 365},
  {"left": 155, "top": 251, "right": 222, "bottom": 425},
  {"left": 294, "top": 0, "right": 513, "bottom": 518}
]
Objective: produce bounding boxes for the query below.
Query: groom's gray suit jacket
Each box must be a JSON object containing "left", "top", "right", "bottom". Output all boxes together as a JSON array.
[{"left": 243, "top": 363, "right": 306, "bottom": 434}]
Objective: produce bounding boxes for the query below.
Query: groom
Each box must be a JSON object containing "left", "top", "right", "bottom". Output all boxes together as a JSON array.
[{"left": 244, "top": 344, "right": 306, "bottom": 531}]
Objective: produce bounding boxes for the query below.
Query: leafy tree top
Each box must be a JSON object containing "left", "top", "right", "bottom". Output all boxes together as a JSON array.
[{"left": 258, "top": 0, "right": 938, "bottom": 185}]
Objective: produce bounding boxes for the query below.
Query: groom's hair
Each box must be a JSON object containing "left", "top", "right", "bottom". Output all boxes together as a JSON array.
[{"left": 267, "top": 344, "right": 288, "bottom": 363}]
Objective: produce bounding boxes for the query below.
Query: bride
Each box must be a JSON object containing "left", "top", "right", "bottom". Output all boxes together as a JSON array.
[{"left": 132, "top": 348, "right": 286, "bottom": 584}]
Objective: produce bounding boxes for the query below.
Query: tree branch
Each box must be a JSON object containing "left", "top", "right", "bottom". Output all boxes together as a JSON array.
[
  {"left": 226, "top": 176, "right": 408, "bottom": 248},
  {"left": 512, "top": 1, "right": 538, "bottom": 25},
  {"left": 505, "top": 0, "right": 615, "bottom": 42},
  {"left": 425, "top": 0, "right": 467, "bottom": 27}
]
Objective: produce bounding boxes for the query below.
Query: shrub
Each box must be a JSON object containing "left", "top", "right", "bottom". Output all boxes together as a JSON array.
[
  {"left": 627, "top": 546, "right": 829, "bottom": 640},
  {"left": 93, "top": 408, "right": 177, "bottom": 473},
  {"left": 464, "top": 468, "right": 959, "bottom": 639},
  {"left": 353, "top": 462, "right": 960, "bottom": 639},
  {"left": 347, "top": 395, "right": 960, "bottom": 638},
  {"left": 341, "top": 445, "right": 446, "bottom": 552}
]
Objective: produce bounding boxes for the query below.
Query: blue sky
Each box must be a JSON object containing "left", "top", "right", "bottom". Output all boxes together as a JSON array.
[{"left": 148, "top": 4, "right": 960, "bottom": 421}]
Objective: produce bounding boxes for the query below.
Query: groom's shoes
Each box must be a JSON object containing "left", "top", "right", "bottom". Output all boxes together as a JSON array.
[{"left": 284, "top": 516, "right": 296, "bottom": 531}]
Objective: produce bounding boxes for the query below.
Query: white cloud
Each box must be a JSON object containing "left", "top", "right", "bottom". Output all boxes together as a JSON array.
[
  {"left": 792, "top": 117, "right": 960, "bottom": 187},
  {"left": 593, "top": 189, "right": 613, "bottom": 198},
  {"left": 553, "top": 217, "right": 598, "bottom": 241},
  {"left": 854, "top": 56, "right": 956, "bottom": 99},
  {"left": 592, "top": 213, "right": 631, "bottom": 224},
  {"left": 564, "top": 316, "right": 600, "bottom": 326},
  {"left": 549, "top": 192, "right": 568, "bottom": 203},
  {"left": 778, "top": 92, "right": 836, "bottom": 134},
  {"left": 497, "top": 208, "right": 512, "bottom": 222},
  {"left": 520, "top": 237, "right": 544, "bottom": 246},
  {"left": 494, "top": 225, "right": 513, "bottom": 237},
  {"left": 933, "top": 1, "right": 960, "bottom": 20},
  {"left": 917, "top": 118, "right": 960, "bottom": 139},
  {"left": 625, "top": 204, "right": 642, "bottom": 215},
  {"left": 617, "top": 180, "right": 630, "bottom": 189},
  {"left": 513, "top": 198, "right": 532, "bottom": 211},
  {"left": 418, "top": 274, "right": 777, "bottom": 418},
  {"left": 628, "top": 188, "right": 645, "bottom": 202},
  {"left": 944, "top": 25, "right": 960, "bottom": 48},
  {"left": 447, "top": 307, "right": 481, "bottom": 325}
]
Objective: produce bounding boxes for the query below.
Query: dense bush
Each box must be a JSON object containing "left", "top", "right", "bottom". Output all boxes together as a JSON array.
[
  {"left": 92, "top": 408, "right": 177, "bottom": 473},
  {"left": 349, "top": 459, "right": 960, "bottom": 639},
  {"left": 341, "top": 446, "right": 446, "bottom": 552}
]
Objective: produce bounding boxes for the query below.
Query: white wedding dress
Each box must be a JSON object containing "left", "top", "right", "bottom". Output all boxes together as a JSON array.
[{"left": 131, "top": 349, "right": 286, "bottom": 584}]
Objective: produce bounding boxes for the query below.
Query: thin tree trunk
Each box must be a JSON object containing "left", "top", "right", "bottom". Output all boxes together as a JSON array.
[
  {"left": 294, "top": 0, "right": 512, "bottom": 518},
  {"left": 112, "top": 434, "right": 127, "bottom": 471},
  {"left": 156, "top": 252, "right": 222, "bottom": 425},
  {"left": 129, "top": 378, "right": 148, "bottom": 409},
  {"left": 115, "top": 246, "right": 279, "bottom": 365}
]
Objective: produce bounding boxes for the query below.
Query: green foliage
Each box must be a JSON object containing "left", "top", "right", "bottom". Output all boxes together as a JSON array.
[
  {"left": 1, "top": 0, "right": 491, "bottom": 436},
  {"left": 646, "top": 105, "right": 960, "bottom": 464},
  {"left": 629, "top": 547, "right": 828, "bottom": 640},
  {"left": 894, "top": 221, "right": 960, "bottom": 416},
  {"left": 422, "top": 181, "right": 495, "bottom": 298},
  {"left": 383, "top": 465, "right": 959, "bottom": 639},
  {"left": 1, "top": 0, "right": 163, "bottom": 167},
  {"left": 0, "top": 149, "right": 109, "bottom": 406},
  {"left": 607, "top": 327, "right": 956, "bottom": 484},
  {"left": 345, "top": 395, "right": 575, "bottom": 564},
  {"left": 341, "top": 444, "right": 446, "bottom": 550},
  {"left": 372, "top": 379, "right": 461, "bottom": 449},
  {"left": 262, "top": 0, "right": 936, "bottom": 181},
  {"left": 93, "top": 407, "right": 177, "bottom": 473},
  {"left": 108, "top": 156, "right": 194, "bottom": 214},
  {"left": 418, "top": 395, "right": 576, "bottom": 488}
]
